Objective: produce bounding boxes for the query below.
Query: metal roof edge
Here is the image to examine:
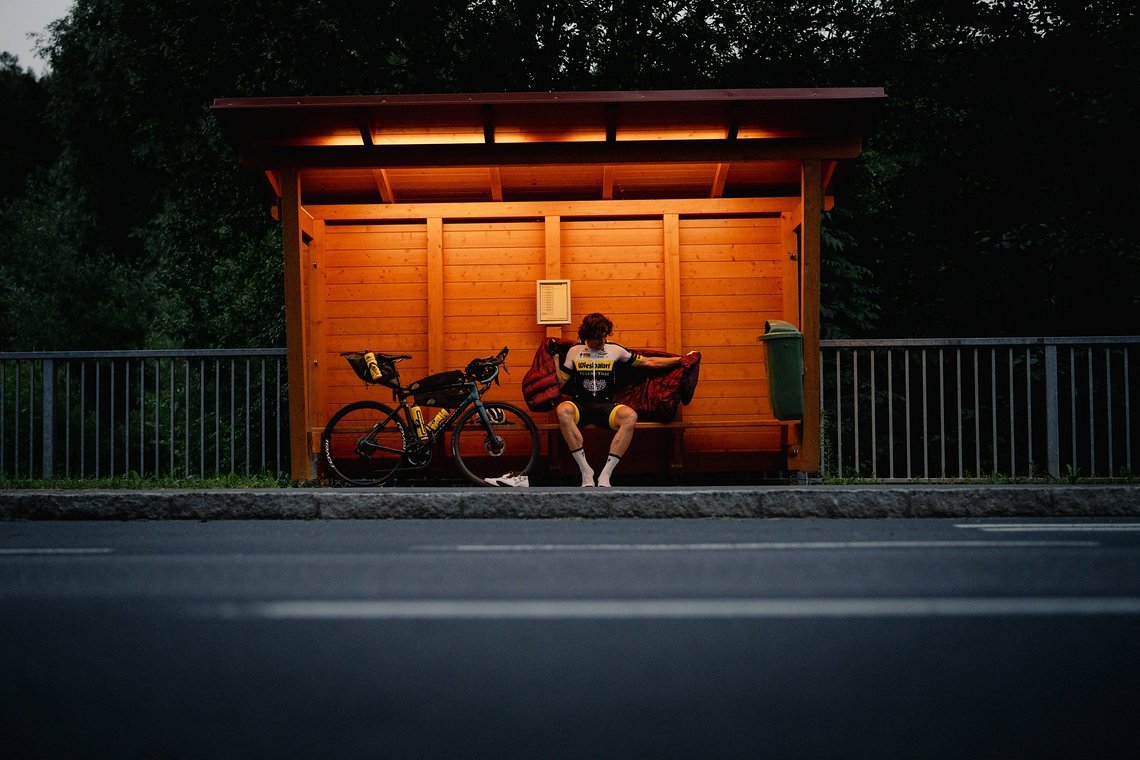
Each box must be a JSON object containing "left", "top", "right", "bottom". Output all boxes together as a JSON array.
[{"left": 211, "top": 87, "right": 887, "bottom": 110}]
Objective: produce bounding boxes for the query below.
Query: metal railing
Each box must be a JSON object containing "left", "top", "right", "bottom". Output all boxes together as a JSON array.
[
  {"left": 4, "top": 338, "right": 1136, "bottom": 481},
  {"left": 0, "top": 350, "right": 289, "bottom": 480},
  {"left": 820, "top": 337, "right": 1138, "bottom": 480}
]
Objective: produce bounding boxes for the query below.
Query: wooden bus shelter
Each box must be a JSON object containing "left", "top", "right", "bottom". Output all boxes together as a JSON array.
[{"left": 212, "top": 87, "right": 885, "bottom": 482}]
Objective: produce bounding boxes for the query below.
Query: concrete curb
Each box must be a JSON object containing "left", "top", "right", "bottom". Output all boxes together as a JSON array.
[{"left": 1, "top": 485, "right": 1139, "bottom": 520}]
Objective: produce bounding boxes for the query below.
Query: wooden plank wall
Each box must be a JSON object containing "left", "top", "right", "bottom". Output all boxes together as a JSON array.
[
  {"left": 308, "top": 206, "right": 799, "bottom": 471},
  {"left": 679, "top": 217, "right": 790, "bottom": 460},
  {"left": 562, "top": 219, "right": 666, "bottom": 349},
  {"left": 322, "top": 223, "right": 429, "bottom": 414},
  {"left": 441, "top": 221, "right": 545, "bottom": 404}
]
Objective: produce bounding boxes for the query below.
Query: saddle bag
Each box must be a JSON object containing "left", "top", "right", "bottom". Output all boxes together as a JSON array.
[{"left": 342, "top": 352, "right": 401, "bottom": 389}]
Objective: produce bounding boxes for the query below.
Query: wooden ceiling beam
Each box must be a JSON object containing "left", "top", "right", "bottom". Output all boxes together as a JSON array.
[
  {"left": 602, "top": 165, "right": 614, "bottom": 200},
  {"left": 370, "top": 169, "right": 395, "bottom": 203},
  {"left": 482, "top": 104, "right": 496, "bottom": 144},
  {"left": 726, "top": 101, "right": 741, "bottom": 141},
  {"left": 489, "top": 167, "right": 503, "bottom": 201},
  {"left": 822, "top": 159, "right": 838, "bottom": 191},
  {"left": 239, "top": 136, "right": 863, "bottom": 170},
  {"left": 711, "top": 163, "right": 729, "bottom": 198},
  {"left": 264, "top": 170, "right": 282, "bottom": 197},
  {"left": 356, "top": 108, "right": 375, "bottom": 146},
  {"left": 605, "top": 103, "right": 618, "bottom": 142}
]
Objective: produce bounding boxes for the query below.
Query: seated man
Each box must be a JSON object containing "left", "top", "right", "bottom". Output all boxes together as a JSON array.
[{"left": 557, "top": 312, "right": 686, "bottom": 487}]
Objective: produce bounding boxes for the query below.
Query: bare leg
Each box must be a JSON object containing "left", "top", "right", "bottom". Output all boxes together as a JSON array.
[
  {"left": 556, "top": 401, "right": 583, "bottom": 450},
  {"left": 607, "top": 405, "right": 638, "bottom": 457},
  {"left": 599, "top": 406, "right": 637, "bottom": 486},
  {"left": 557, "top": 401, "right": 594, "bottom": 486}
]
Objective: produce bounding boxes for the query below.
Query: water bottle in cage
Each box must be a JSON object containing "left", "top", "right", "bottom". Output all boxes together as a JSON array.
[
  {"left": 426, "top": 409, "right": 449, "bottom": 432},
  {"left": 363, "top": 351, "right": 382, "bottom": 381},
  {"left": 411, "top": 405, "right": 429, "bottom": 440}
]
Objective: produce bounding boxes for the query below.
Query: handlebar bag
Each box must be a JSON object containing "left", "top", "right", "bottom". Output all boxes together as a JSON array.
[{"left": 409, "top": 370, "right": 467, "bottom": 407}]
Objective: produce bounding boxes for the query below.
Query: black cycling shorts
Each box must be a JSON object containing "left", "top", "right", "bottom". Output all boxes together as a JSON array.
[{"left": 564, "top": 400, "right": 631, "bottom": 431}]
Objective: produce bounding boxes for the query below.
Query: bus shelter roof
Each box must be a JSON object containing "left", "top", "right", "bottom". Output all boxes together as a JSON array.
[{"left": 212, "top": 87, "right": 885, "bottom": 204}]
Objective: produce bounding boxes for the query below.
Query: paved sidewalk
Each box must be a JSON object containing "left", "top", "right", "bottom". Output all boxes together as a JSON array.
[{"left": 2, "top": 485, "right": 1138, "bottom": 520}]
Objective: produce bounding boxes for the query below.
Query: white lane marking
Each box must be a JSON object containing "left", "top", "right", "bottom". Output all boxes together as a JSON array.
[
  {"left": 957, "top": 523, "right": 1140, "bottom": 532},
  {"left": 414, "top": 540, "right": 1097, "bottom": 552},
  {"left": 217, "top": 597, "right": 1140, "bottom": 620},
  {"left": 0, "top": 548, "right": 113, "bottom": 555}
]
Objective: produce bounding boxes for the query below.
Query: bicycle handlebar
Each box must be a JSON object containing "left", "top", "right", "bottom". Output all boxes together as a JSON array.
[{"left": 464, "top": 347, "right": 510, "bottom": 385}]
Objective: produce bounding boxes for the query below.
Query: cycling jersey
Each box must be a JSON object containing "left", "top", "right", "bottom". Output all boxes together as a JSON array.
[{"left": 561, "top": 342, "right": 641, "bottom": 403}]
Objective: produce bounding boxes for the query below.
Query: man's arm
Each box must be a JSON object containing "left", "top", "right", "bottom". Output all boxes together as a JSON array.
[
  {"left": 631, "top": 354, "right": 685, "bottom": 370},
  {"left": 557, "top": 352, "right": 574, "bottom": 389}
]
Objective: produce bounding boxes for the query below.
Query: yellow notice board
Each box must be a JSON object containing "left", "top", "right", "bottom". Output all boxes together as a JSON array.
[{"left": 536, "top": 280, "right": 571, "bottom": 325}]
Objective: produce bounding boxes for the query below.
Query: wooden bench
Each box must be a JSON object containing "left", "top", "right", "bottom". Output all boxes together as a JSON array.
[{"left": 536, "top": 416, "right": 799, "bottom": 478}]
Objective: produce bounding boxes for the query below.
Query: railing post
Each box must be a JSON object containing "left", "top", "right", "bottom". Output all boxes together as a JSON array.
[
  {"left": 42, "top": 358, "right": 54, "bottom": 479},
  {"left": 1044, "top": 344, "right": 1060, "bottom": 479}
]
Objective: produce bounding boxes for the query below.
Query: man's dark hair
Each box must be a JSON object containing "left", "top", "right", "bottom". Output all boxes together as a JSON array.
[{"left": 578, "top": 312, "right": 614, "bottom": 342}]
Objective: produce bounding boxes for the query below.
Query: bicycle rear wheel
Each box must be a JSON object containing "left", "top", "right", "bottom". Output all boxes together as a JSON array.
[
  {"left": 321, "top": 400, "right": 407, "bottom": 486},
  {"left": 450, "top": 402, "right": 540, "bottom": 486}
]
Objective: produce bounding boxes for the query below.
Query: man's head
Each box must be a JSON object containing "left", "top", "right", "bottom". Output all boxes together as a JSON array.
[{"left": 578, "top": 312, "right": 613, "bottom": 350}]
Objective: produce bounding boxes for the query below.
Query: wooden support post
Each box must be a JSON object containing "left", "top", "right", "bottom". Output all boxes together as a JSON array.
[
  {"left": 792, "top": 159, "right": 822, "bottom": 475},
  {"left": 308, "top": 220, "right": 327, "bottom": 447},
  {"left": 663, "top": 213, "right": 686, "bottom": 468},
  {"left": 780, "top": 213, "right": 800, "bottom": 324},
  {"left": 280, "top": 168, "right": 313, "bottom": 481},
  {"left": 780, "top": 212, "right": 803, "bottom": 454},
  {"left": 427, "top": 217, "right": 445, "bottom": 374},
  {"left": 663, "top": 213, "right": 681, "bottom": 355},
  {"left": 545, "top": 216, "right": 563, "bottom": 339}
]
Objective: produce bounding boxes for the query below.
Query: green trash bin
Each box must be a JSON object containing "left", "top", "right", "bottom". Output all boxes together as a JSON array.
[{"left": 758, "top": 320, "right": 804, "bottom": 420}]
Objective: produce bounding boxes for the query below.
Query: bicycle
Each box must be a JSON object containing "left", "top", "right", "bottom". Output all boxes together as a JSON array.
[{"left": 320, "top": 347, "right": 540, "bottom": 486}]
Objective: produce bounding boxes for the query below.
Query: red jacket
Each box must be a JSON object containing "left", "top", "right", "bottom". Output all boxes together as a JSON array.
[{"left": 522, "top": 338, "right": 701, "bottom": 423}]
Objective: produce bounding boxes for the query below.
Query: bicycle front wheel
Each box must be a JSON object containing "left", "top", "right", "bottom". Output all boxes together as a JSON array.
[
  {"left": 321, "top": 400, "right": 407, "bottom": 486},
  {"left": 450, "top": 402, "right": 540, "bottom": 486}
]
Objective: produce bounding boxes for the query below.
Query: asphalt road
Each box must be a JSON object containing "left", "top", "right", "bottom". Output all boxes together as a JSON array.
[{"left": 2, "top": 518, "right": 1138, "bottom": 759}]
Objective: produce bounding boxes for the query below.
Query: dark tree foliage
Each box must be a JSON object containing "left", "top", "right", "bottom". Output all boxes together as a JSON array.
[
  {"left": 0, "top": 54, "right": 58, "bottom": 203},
  {"left": 827, "top": 0, "right": 1139, "bottom": 336},
  {"left": 0, "top": 0, "right": 1135, "bottom": 349}
]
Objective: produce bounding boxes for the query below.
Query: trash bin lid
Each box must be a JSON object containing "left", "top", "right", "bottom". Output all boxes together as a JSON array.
[{"left": 757, "top": 319, "right": 801, "bottom": 340}]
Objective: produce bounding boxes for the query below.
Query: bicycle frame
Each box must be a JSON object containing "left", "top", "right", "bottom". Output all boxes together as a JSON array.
[
  {"left": 389, "top": 377, "right": 490, "bottom": 451},
  {"left": 366, "top": 355, "right": 504, "bottom": 463}
]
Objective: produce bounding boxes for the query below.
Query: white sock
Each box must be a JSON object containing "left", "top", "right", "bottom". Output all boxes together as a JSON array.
[
  {"left": 597, "top": 454, "right": 621, "bottom": 487},
  {"left": 571, "top": 448, "right": 595, "bottom": 487}
]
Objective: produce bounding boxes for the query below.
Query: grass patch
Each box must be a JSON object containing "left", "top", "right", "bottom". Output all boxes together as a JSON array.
[{"left": 0, "top": 472, "right": 298, "bottom": 490}]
